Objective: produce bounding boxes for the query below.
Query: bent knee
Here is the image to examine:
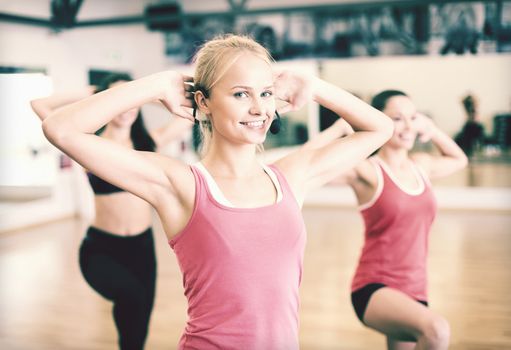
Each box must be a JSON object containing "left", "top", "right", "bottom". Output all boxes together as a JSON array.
[{"left": 422, "top": 315, "right": 450, "bottom": 348}]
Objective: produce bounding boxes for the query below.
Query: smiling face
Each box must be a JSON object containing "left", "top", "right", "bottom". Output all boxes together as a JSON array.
[
  {"left": 383, "top": 95, "right": 419, "bottom": 150},
  {"left": 199, "top": 53, "right": 276, "bottom": 146},
  {"left": 192, "top": 35, "right": 276, "bottom": 154}
]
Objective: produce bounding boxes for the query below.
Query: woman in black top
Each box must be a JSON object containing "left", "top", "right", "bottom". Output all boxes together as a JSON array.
[{"left": 31, "top": 74, "right": 192, "bottom": 350}]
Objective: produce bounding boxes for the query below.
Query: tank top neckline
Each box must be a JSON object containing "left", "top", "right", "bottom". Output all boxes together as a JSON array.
[
  {"left": 193, "top": 162, "right": 284, "bottom": 210},
  {"left": 358, "top": 156, "right": 427, "bottom": 211},
  {"left": 373, "top": 156, "right": 425, "bottom": 195}
]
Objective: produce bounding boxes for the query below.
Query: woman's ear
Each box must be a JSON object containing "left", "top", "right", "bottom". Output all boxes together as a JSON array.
[{"left": 194, "top": 90, "right": 210, "bottom": 115}]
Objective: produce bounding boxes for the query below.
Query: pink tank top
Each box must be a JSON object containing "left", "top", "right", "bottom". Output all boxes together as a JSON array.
[
  {"left": 351, "top": 157, "right": 437, "bottom": 301},
  {"left": 169, "top": 164, "right": 306, "bottom": 350}
]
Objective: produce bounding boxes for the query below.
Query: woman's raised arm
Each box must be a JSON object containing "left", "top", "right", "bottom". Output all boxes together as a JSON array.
[
  {"left": 31, "top": 86, "right": 97, "bottom": 122},
  {"left": 42, "top": 71, "right": 194, "bottom": 206},
  {"left": 275, "top": 71, "right": 393, "bottom": 196},
  {"left": 411, "top": 113, "right": 468, "bottom": 179}
]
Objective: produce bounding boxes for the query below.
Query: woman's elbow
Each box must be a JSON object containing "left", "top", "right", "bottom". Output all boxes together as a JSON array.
[
  {"left": 378, "top": 116, "right": 394, "bottom": 142},
  {"left": 42, "top": 116, "right": 69, "bottom": 147},
  {"left": 30, "top": 100, "right": 47, "bottom": 121},
  {"left": 458, "top": 153, "right": 469, "bottom": 169},
  {"left": 375, "top": 114, "right": 394, "bottom": 146},
  {"left": 42, "top": 118, "right": 57, "bottom": 145}
]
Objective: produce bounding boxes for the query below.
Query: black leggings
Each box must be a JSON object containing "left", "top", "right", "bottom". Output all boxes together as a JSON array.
[
  {"left": 79, "top": 226, "right": 156, "bottom": 350},
  {"left": 351, "top": 283, "right": 428, "bottom": 324}
]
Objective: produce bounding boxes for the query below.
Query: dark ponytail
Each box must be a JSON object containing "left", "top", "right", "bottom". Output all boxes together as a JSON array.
[{"left": 371, "top": 90, "right": 407, "bottom": 112}]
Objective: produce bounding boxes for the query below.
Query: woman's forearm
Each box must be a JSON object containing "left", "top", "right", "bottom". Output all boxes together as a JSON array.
[
  {"left": 430, "top": 125, "right": 468, "bottom": 164},
  {"left": 31, "top": 86, "right": 96, "bottom": 122},
  {"left": 42, "top": 73, "right": 164, "bottom": 143},
  {"left": 312, "top": 79, "right": 393, "bottom": 138},
  {"left": 303, "top": 118, "right": 354, "bottom": 151}
]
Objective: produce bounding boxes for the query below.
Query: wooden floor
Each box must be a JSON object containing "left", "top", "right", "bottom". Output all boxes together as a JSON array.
[{"left": 0, "top": 207, "right": 510, "bottom": 350}]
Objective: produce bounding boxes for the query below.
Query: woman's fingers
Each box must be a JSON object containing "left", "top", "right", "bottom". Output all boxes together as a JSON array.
[
  {"left": 160, "top": 95, "right": 194, "bottom": 121},
  {"left": 277, "top": 103, "right": 293, "bottom": 115},
  {"left": 174, "top": 106, "right": 195, "bottom": 122}
]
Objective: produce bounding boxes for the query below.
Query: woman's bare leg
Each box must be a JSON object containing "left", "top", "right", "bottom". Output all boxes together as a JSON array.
[{"left": 363, "top": 287, "right": 450, "bottom": 350}]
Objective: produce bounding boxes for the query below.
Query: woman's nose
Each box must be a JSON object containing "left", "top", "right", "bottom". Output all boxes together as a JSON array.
[{"left": 249, "top": 97, "right": 264, "bottom": 116}]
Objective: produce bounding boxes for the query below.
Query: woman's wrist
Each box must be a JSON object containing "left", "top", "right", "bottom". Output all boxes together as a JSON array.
[
  {"left": 430, "top": 125, "right": 442, "bottom": 140},
  {"left": 138, "top": 72, "right": 170, "bottom": 102},
  {"left": 311, "top": 78, "right": 330, "bottom": 104}
]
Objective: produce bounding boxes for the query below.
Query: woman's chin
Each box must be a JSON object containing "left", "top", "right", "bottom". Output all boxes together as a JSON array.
[
  {"left": 387, "top": 139, "right": 414, "bottom": 150},
  {"left": 240, "top": 127, "right": 269, "bottom": 144}
]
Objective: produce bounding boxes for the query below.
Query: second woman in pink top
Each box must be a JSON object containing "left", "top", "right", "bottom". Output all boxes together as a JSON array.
[
  {"left": 312, "top": 90, "right": 467, "bottom": 350},
  {"left": 41, "top": 34, "right": 393, "bottom": 349}
]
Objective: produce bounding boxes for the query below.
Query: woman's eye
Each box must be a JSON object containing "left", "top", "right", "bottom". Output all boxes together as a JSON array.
[
  {"left": 261, "top": 91, "right": 273, "bottom": 98},
  {"left": 234, "top": 91, "right": 248, "bottom": 98}
]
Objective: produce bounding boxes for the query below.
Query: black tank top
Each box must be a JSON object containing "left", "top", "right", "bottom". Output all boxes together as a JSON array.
[{"left": 87, "top": 172, "right": 124, "bottom": 195}]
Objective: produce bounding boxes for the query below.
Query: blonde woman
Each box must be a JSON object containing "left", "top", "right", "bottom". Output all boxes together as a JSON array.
[{"left": 42, "top": 35, "right": 393, "bottom": 349}]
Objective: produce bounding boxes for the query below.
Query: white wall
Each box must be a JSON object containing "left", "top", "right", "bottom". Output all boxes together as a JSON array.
[{"left": 0, "top": 22, "right": 167, "bottom": 90}]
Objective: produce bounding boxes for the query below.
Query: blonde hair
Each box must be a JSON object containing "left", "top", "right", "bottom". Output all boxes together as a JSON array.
[{"left": 193, "top": 34, "right": 274, "bottom": 156}]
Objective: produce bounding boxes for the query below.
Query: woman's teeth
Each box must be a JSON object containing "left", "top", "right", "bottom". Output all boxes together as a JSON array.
[{"left": 240, "top": 120, "right": 264, "bottom": 127}]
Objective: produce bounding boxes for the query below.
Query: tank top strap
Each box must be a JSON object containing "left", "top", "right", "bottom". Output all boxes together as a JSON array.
[
  {"left": 373, "top": 156, "right": 425, "bottom": 196},
  {"left": 371, "top": 156, "right": 392, "bottom": 183},
  {"left": 267, "top": 164, "right": 300, "bottom": 208},
  {"left": 193, "top": 162, "right": 286, "bottom": 208},
  {"left": 193, "top": 162, "right": 235, "bottom": 206},
  {"left": 189, "top": 164, "right": 208, "bottom": 206},
  {"left": 358, "top": 157, "right": 385, "bottom": 211},
  {"left": 410, "top": 160, "right": 433, "bottom": 188}
]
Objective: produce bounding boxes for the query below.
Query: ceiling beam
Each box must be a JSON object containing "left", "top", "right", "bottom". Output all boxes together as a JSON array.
[
  {"left": 0, "top": 13, "right": 52, "bottom": 28},
  {"left": 0, "top": 0, "right": 497, "bottom": 30}
]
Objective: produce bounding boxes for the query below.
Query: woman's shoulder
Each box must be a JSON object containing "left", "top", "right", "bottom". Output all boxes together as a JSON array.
[{"left": 142, "top": 152, "right": 196, "bottom": 197}]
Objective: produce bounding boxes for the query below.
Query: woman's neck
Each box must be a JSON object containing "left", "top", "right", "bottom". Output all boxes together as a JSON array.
[
  {"left": 102, "top": 124, "right": 131, "bottom": 143},
  {"left": 377, "top": 146, "right": 410, "bottom": 168},
  {"left": 202, "top": 141, "right": 262, "bottom": 179}
]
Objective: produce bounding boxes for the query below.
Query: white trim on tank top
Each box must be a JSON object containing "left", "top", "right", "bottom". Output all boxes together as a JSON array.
[
  {"left": 194, "top": 162, "right": 283, "bottom": 208},
  {"left": 358, "top": 157, "right": 384, "bottom": 211},
  {"left": 413, "top": 161, "right": 433, "bottom": 187},
  {"left": 358, "top": 156, "right": 426, "bottom": 211},
  {"left": 373, "top": 156, "right": 425, "bottom": 195}
]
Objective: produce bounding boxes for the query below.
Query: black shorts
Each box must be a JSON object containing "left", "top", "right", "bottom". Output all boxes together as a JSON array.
[{"left": 351, "top": 283, "right": 428, "bottom": 323}]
